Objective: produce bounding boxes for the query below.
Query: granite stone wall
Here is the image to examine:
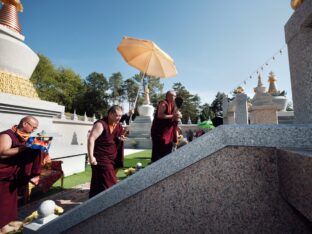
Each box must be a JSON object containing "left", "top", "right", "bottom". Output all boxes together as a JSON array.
[
  {"left": 285, "top": 0, "right": 312, "bottom": 124},
  {"left": 278, "top": 149, "right": 312, "bottom": 223},
  {"left": 65, "top": 147, "right": 311, "bottom": 234}
]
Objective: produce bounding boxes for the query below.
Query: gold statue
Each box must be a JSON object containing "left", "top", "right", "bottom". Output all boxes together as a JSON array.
[
  {"left": 233, "top": 86, "right": 244, "bottom": 94},
  {"left": 1, "top": 0, "right": 23, "bottom": 12},
  {"left": 268, "top": 71, "right": 278, "bottom": 95},
  {"left": 291, "top": 0, "right": 304, "bottom": 10},
  {"left": 143, "top": 86, "right": 150, "bottom": 105}
]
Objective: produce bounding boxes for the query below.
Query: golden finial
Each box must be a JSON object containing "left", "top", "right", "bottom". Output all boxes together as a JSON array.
[
  {"left": 0, "top": 0, "right": 23, "bottom": 33},
  {"left": 268, "top": 71, "right": 277, "bottom": 83},
  {"left": 233, "top": 86, "right": 244, "bottom": 94},
  {"left": 291, "top": 0, "right": 304, "bottom": 10},
  {"left": 268, "top": 71, "right": 278, "bottom": 95},
  {"left": 1, "top": 0, "right": 23, "bottom": 12}
]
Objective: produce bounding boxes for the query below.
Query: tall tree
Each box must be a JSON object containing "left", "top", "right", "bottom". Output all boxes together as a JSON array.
[
  {"left": 108, "top": 72, "right": 124, "bottom": 105},
  {"left": 30, "top": 54, "right": 58, "bottom": 101},
  {"left": 172, "top": 82, "right": 200, "bottom": 123},
  {"left": 146, "top": 76, "right": 164, "bottom": 106},
  {"left": 121, "top": 78, "right": 139, "bottom": 109},
  {"left": 30, "top": 54, "right": 84, "bottom": 112},
  {"left": 210, "top": 92, "right": 226, "bottom": 118},
  {"left": 78, "top": 72, "right": 109, "bottom": 117},
  {"left": 199, "top": 103, "right": 212, "bottom": 122},
  {"left": 55, "top": 68, "right": 84, "bottom": 113}
]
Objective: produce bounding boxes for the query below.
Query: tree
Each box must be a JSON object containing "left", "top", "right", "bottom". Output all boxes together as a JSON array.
[
  {"left": 30, "top": 54, "right": 58, "bottom": 101},
  {"left": 77, "top": 72, "right": 109, "bottom": 117},
  {"left": 199, "top": 103, "right": 212, "bottom": 122},
  {"left": 30, "top": 54, "right": 84, "bottom": 112},
  {"left": 55, "top": 68, "right": 84, "bottom": 113},
  {"left": 121, "top": 78, "right": 139, "bottom": 109},
  {"left": 108, "top": 72, "right": 124, "bottom": 105},
  {"left": 172, "top": 82, "right": 200, "bottom": 123},
  {"left": 286, "top": 101, "right": 293, "bottom": 111},
  {"left": 146, "top": 75, "right": 164, "bottom": 106},
  {"left": 210, "top": 92, "right": 226, "bottom": 118}
]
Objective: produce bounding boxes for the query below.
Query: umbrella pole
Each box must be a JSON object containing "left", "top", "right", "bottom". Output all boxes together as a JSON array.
[{"left": 128, "top": 72, "right": 145, "bottom": 124}]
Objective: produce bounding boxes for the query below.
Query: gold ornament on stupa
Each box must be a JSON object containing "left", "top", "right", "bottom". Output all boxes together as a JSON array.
[
  {"left": 268, "top": 71, "right": 278, "bottom": 95},
  {"left": 0, "top": 71, "right": 39, "bottom": 98},
  {"left": 0, "top": 0, "right": 39, "bottom": 99},
  {"left": 1, "top": 0, "right": 23, "bottom": 12},
  {"left": 291, "top": 0, "right": 304, "bottom": 10},
  {"left": 0, "top": 0, "right": 23, "bottom": 33},
  {"left": 233, "top": 86, "right": 244, "bottom": 94}
]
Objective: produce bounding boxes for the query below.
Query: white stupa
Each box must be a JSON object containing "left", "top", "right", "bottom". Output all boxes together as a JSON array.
[
  {"left": 0, "top": 0, "right": 64, "bottom": 120},
  {"left": 125, "top": 86, "right": 154, "bottom": 149}
]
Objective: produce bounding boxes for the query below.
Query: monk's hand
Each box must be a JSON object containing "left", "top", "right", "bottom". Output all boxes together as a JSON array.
[
  {"left": 173, "top": 111, "right": 182, "bottom": 121},
  {"left": 118, "top": 135, "right": 127, "bottom": 141},
  {"left": 89, "top": 157, "right": 97, "bottom": 165},
  {"left": 18, "top": 145, "right": 27, "bottom": 153}
]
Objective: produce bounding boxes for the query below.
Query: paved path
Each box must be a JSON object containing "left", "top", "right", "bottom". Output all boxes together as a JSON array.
[
  {"left": 18, "top": 182, "right": 91, "bottom": 221},
  {"left": 18, "top": 149, "right": 149, "bottom": 221}
]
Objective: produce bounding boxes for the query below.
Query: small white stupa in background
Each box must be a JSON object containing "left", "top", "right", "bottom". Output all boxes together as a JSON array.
[{"left": 126, "top": 85, "right": 154, "bottom": 149}]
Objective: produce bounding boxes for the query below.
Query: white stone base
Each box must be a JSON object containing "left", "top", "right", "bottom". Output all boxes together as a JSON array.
[
  {"left": 0, "top": 92, "right": 65, "bottom": 118},
  {"left": 138, "top": 104, "right": 154, "bottom": 117},
  {"left": 250, "top": 105, "right": 278, "bottom": 124}
]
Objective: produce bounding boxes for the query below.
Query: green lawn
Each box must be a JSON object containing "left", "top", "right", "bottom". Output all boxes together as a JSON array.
[
  {"left": 29, "top": 150, "right": 152, "bottom": 201},
  {"left": 117, "top": 149, "right": 152, "bottom": 180},
  {"left": 54, "top": 149, "right": 152, "bottom": 187}
]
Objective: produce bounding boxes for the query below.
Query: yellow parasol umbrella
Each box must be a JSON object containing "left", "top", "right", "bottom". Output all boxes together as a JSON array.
[
  {"left": 117, "top": 36, "right": 177, "bottom": 109},
  {"left": 117, "top": 36, "right": 178, "bottom": 78}
]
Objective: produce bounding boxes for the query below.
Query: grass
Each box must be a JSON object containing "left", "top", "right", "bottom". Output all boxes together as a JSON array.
[
  {"left": 117, "top": 150, "right": 152, "bottom": 180},
  {"left": 27, "top": 150, "right": 152, "bottom": 201}
]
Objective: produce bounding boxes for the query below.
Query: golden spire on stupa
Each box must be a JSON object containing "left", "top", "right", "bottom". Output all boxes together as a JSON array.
[
  {"left": 268, "top": 71, "right": 278, "bottom": 95},
  {"left": 291, "top": 0, "right": 304, "bottom": 10},
  {"left": 0, "top": 0, "right": 39, "bottom": 99},
  {"left": 0, "top": 0, "right": 23, "bottom": 34}
]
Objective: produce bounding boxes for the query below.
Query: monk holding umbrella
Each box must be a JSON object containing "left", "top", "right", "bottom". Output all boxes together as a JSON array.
[{"left": 117, "top": 36, "right": 180, "bottom": 162}]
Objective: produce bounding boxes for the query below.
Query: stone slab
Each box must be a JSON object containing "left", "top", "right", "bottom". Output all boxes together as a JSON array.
[
  {"left": 23, "top": 124, "right": 312, "bottom": 233},
  {"left": 0, "top": 92, "right": 65, "bottom": 118},
  {"left": 285, "top": 0, "right": 312, "bottom": 124},
  {"left": 278, "top": 148, "right": 312, "bottom": 222},
  {"left": 64, "top": 147, "right": 311, "bottom": 234}
]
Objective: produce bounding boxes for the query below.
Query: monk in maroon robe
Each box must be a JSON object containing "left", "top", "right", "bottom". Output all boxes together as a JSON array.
[
  {"left": 151, "top": 90, "right": 182, "bottom": 162},
  {"left": 0, "top": 116, "right": 43, "bottom": 232},
  {"left": 88, "top": 105, "right": 126, "bottom": 198}
]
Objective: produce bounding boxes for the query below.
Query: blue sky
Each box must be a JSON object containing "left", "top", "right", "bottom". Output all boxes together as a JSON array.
[{"left": 18, "top": 0, "right": 293, "bottom": 105}]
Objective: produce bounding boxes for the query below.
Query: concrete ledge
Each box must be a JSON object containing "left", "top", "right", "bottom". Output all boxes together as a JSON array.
[{"left": 0, "top": 92, "right": 65, "bottom": 117}]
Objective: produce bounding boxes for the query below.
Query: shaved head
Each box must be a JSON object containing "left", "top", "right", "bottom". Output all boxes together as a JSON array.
[{"left": 18, "top": 116, "right": 39, "bottom": 132}]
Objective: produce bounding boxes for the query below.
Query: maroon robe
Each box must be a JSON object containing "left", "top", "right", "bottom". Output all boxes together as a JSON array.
[
  {"left": 0, "top": 129, "right": 43, "bottom": 228},
  {"left": 89, "top": 118, "right": 124, "bottom": 198},
  {"left": 151, "top": 100, "right": 177, "bottom": 162}
]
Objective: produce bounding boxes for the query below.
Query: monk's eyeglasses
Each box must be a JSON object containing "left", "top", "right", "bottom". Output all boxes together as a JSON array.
[{"left": 26, "top": 121, "right": 38, "bottom": 130}]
